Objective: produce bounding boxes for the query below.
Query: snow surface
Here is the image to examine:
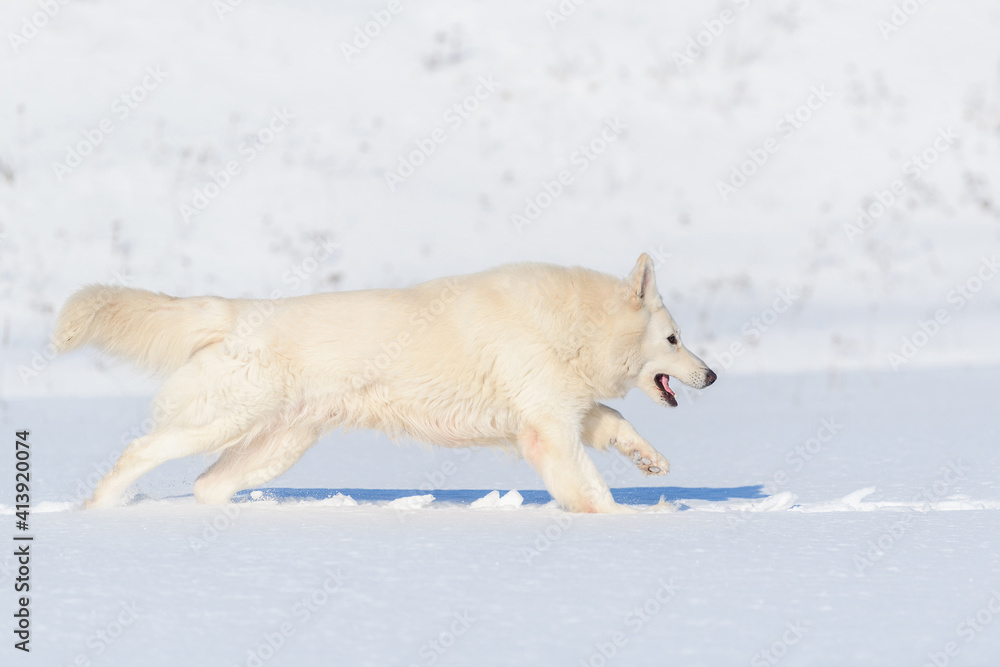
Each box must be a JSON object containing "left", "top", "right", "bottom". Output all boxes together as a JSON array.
[
  {"left": 3, "top": 370, "right": 1000, "bottom": 666},
  {"left": 1, "top": 0, "right": 999, "bottom": 665}
]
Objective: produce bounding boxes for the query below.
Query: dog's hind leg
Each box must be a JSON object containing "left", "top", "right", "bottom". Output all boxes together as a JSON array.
[
  {"left": 86, "top": 421, "right": 251, "bottom": 509},
  {"left": 193, "top": 423, "right": 322, "bottom": 504},
  {"left": 581, "top": 403, "right": 669, "bottom": 476},
  {"left": 518, "top": 420, "right": 630, "bottom": 513},
  {"left": 85, "top": 343, "right": 286, "bottom": 509}
]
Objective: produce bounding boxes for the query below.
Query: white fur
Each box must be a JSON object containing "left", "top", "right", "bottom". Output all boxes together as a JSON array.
[{"left": 55, "top": 254, "right": 716, "bottom": 512}]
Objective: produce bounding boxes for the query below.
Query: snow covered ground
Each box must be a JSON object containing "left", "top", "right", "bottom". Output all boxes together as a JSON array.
[
  {"left": 1, "top": 0, "right": 999, "bottom": 665},
  {"left": 3, "top": 368, "right": 1000, "bottom": 666}
]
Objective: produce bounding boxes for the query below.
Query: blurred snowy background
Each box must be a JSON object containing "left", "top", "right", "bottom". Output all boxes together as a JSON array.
[{"left": 2, "top": 0, "right": 998, "bottom": 396}]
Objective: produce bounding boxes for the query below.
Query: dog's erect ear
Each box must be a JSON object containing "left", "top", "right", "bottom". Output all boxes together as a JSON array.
[{"left": 625, "top": 253, "right": 657, "bottom": 307}]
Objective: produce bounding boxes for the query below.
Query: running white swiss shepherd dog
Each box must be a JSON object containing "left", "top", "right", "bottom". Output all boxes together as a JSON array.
[{"left": 54, "top": 253, "right": 716, "bottom": 513}]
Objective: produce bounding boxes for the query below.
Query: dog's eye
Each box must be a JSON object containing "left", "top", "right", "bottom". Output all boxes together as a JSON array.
[{"left": 667, "top": 334, "right": 677, "bottom": 345}]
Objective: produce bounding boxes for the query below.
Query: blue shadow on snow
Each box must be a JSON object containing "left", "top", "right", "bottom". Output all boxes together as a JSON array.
[{"left": 232, "top": 485, "right": 766, "bottom": 506}]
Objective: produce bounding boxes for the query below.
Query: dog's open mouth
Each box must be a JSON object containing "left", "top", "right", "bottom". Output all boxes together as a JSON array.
[{"left": 655, "top": 373, "right": 677, "bottom": 407}]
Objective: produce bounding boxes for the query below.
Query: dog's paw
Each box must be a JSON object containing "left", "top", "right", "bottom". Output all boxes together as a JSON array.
[
  {"left": 608, "top": 423, "right": 670, "bottom": 476},
  {"left": 630, "top": 448, "right": 669, "bottom": 476}
]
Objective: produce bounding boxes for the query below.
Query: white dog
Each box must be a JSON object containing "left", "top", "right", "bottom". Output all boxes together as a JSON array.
[{"left": 54, "top": 253, "right": 716, "bottom": 513}]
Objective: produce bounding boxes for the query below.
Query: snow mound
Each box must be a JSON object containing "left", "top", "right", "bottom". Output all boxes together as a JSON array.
[
  {"left": 470, "top": 490, "right": 500, "bottom": 508},
  {"left": 691, "top": 491, "right": 799, "bottom": 513},
  {"left": 300, "top": 493, "right": 358, "bottom": 508},
  {"left": 386, "top": 494, "right": 435, "bottom": 510},
  {"left": 498, "top": 490, "right": 523, "bottom": 507},
  {"left": 471, "top": 490, "right": 524, "bottom": 509}
]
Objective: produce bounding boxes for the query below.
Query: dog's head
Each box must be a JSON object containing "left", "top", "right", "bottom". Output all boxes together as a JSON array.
[{"left": 623, "top": 253, "right": 716, "bottom": 407}]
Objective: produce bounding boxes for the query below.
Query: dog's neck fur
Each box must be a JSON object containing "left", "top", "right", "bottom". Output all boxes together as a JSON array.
[{"left": 526, "top": 268, "right": 646, "bottom": 402}]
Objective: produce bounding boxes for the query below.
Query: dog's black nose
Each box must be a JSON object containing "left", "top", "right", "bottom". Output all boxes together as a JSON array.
[{"left": 703, "top": 369, "right": 717, "bottom": 387}]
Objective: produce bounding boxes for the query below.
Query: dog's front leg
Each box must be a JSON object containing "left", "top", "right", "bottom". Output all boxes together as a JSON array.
[
  {"left": 582, "top": 403, "right": 670, "bottom": 476},
  {"left": 518, "top": 420, "right": 631, "bottom": 513}
]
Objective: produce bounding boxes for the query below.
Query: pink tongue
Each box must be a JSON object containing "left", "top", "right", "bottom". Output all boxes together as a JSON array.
[{"left": 659, "top": 375, "right": 675, "bottom": 396}]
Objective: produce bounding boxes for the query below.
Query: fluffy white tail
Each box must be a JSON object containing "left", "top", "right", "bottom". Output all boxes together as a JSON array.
[{"left": 53, "top": 285, "right": 237, "bottom": 374}]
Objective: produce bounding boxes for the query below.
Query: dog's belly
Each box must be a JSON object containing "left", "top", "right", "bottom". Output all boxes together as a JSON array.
[
  {"left": 379, "top": 395, "right": 520, "bottom": 448},
  {"left": 315, "top": 384, "right": 520, "bottom": 448}
]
